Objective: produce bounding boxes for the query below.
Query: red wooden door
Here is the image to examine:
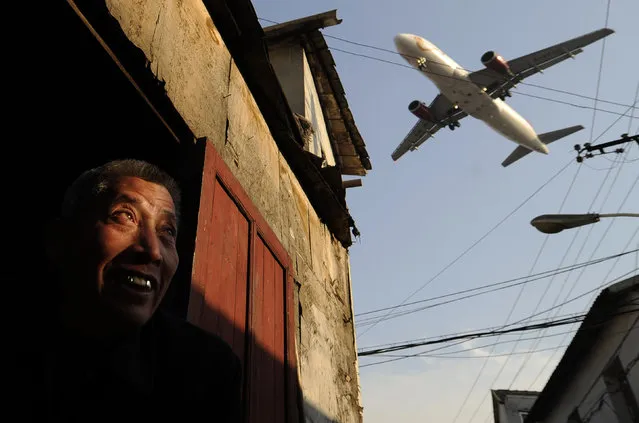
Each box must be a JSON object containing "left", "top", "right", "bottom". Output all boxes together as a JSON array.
[
  {"left": 249, "top": 236, "right": 286, "bottom": 423},
  {"left": 191, "top": 179, "right": 250, "bottom": 360},
  {"left": 189, "top": 141, "right": 299, "bottom": 423}
]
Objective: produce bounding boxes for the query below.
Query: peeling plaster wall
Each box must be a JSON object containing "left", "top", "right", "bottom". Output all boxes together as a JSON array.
[{"left": 105, "top": 1, "right": 363, "bottom": 421}]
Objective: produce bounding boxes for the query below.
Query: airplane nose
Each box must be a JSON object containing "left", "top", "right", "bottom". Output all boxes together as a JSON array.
[{"left": 394, "top": 34, "right": 411, "bottom": 51}]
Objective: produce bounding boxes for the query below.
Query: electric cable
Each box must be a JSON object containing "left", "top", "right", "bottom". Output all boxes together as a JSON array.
[
  {"left": 587, "top": 0, "right": 612, "bottom": 143},
  {"left": 527, "top": 207, "right": 639, "bottom": 389},
  {"left": 357, "top": 159, "right": 573, "bottom": 338},
  {"left": 520, "top": 101, "right": 639, "bottom": 389},
  {"left": 359, "top": 268, "right": 637, "bottom": 369},
  {"left": 358, "top": 283, "right": 637, "bottom": 364},
  {"left": 326, "top": 46, "right": 632, "bottom": 118},
  {"left": 456, "top": 160, "right": 581, "bottom": 423},
  {"left": 257, "top": 17, "right": 636, "bottom": 111},
  {"left": 354, "top": 249, "right": 632, "bottom": 323},
  {"left": 373, "top": 323, "right": 638, "bottom": 360}
]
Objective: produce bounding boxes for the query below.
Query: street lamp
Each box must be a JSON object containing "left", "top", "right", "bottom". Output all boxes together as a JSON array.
[{"left": 530, "top": 213, "right": 639, "bottom": 234}]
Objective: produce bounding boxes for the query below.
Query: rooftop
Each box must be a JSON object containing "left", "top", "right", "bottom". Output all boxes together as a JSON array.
[{"left": 263, "top": 10, "right": 372, "bottom": 176}]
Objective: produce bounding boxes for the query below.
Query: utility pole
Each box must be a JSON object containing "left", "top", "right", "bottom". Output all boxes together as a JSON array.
[{"left": 574, "top": 133, "right": 639, "bottom": 163}]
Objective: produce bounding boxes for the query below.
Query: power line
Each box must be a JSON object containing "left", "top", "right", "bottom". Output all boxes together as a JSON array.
[
  {"left": 502, "top": 142, "right": 617, "bottom": 391},
  {"left": 509, "top": 157, "right": 634, "bottom": 390},
  {"left": 359, "top": 311, "right": 584, "bottom": 352},
  {"left": 359, "top": 268, "right": 637, "bottom": 368},
  {"left": 512, "top": 90, "right": 632, "bottom": 118},
  {"left": 523, "top": 104, "right": 639, "bottom": 389},
  {"left": 498, "top": 165, "right": 584, "bottom": 391},
  {"left": 377, "top": 344, "right": 569, "bottom": 360},
  {"left": 589, "top": 0, "right": 612, "bottom": 143},
  {"left": 327, "top": 46, "right": 633, "bottom": 118},
  {"left": 258, "top": 17, "right": 637, "bottom": 111},
  {"left": 355, "top": 249, "right": 622, "bottom": 317},
  {"left": 359, "top": 314, "right": 588, "bottom": 357},
  {"left": 358, "top": 304, "right": 638, "bottom": 357},
  {"left": 372, "top": 322, "right": 639, "bottom": 361},
  {"left": 373, "top": 321, "right": 639, "bottom": 360},
  {"left": 628, "top": 81, "right": 639, "bottom": 133},
  {"left": 591, "top": 103, "right": 639, "bottom": 144},
  {"left": 356, "top": 159, "right": 573, "bottom": 338},
  {"left": 527, "top": 226, "right": 639, "bottom": 389},
  {"left": 507, "top": 260, "right": 639, "bottom": 332},
  {"left": 457, "top": 159, "right": 579, "bottom": 423},
  {"left": 525, "top": 132, "right": 639, "bottom": 388},
  {"left": 355, "top": 249, "right": 637, "bottom": 326}
]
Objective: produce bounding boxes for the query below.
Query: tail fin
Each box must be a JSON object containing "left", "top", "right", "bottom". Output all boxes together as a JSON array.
[
  {"left": 538, "top": 125, "right": 585, "bottom": 144},
  {"left": 501, "top": 125, "right": 584, "bottom": 167}
]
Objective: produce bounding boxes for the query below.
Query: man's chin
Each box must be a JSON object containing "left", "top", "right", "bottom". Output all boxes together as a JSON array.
[{"left": 104, "top": 301, "right": 155, "bottom": 330}]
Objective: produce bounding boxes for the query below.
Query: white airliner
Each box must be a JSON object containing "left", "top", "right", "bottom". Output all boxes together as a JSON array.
[{"left": 391, "top": 28, "right": 614, "bottom": 166}]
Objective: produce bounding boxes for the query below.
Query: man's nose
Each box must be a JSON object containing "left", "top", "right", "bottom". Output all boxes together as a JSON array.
[{"left": 136, "top": 225, "right": 163, "bottom": 263}]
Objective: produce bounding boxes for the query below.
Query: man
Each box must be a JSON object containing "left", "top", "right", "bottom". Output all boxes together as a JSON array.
[{"left": 14, "top": 159, "right": 242, "bottom": 421}]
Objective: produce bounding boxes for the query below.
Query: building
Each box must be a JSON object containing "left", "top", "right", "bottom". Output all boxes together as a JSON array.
[
  {"left": 492, "top": 390, "right": 539, "bottom": 423},
  {"left": 262, "top": 12, "right": 370, "bottom": 179},
  {"left": 15, "top": 1, "right": 370, "bottom": 422},
  {"left": 525, "top": 275, "right": 639, "bottom": 423}
]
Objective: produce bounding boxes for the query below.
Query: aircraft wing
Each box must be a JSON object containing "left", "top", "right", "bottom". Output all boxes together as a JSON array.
[
  {"left": 392, "top": 94, "right": 468, "bottom": 161},
  {"left": 469, "top": 28, "right": 614, "bottom": 99}
]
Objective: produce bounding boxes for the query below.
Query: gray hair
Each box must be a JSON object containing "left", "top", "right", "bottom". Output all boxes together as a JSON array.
[{"left": 61, "top": 159, "right": 181, "bottom": 223}]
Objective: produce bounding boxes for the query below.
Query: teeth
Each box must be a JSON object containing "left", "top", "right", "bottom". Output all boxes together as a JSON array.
[{"left": 126, "top": 275, "right": 152, "bottom": 289}]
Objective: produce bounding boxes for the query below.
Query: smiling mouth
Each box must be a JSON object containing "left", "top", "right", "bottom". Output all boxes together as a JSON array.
[{"left": 107, "top": 268, "right": 157, "bottom": 293}]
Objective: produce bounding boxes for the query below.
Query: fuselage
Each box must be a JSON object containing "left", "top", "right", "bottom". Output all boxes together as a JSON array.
[{"left": 394, "top": 34, "right": 549, "bottom": 154}]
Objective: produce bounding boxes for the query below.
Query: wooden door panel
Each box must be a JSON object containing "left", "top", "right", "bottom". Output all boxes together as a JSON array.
[
  {"left": 196, "top": 179, "right": 250, "bottom": 361},
  {"left": 190, "top": 142, "right": 299, "bottom": 422},
  {"left": 250, "top": 236, "right": 286, "bottom": 423}
]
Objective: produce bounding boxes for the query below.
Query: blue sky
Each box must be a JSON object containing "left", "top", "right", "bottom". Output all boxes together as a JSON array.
[{"left": 253, "top": 1, "right": 638, "bottom": 422}]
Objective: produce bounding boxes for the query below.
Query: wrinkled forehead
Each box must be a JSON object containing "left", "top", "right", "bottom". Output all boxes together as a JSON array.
[
  {"left": 108, "top": 177, "right": 177, "bottom": 215},
  {"left": 70, "top": 176, "right": 178, "bottom": 223}
]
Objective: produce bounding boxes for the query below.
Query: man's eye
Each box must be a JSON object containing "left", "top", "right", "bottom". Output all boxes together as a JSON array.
[
  {"left": 112, "top": 210, "right": 135, "bottom": 222},
  {"left": 161, "top": 226, "right": 177, "bottom": 238}
]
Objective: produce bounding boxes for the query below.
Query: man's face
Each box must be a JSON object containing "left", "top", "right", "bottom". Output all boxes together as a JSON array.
[{"left": 60, "top": 176, "right": 179, "bottom": 329}]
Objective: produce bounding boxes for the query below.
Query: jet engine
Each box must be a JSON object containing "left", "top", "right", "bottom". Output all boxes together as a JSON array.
[
  {"left": 408, "top": 100, "right": 434, "bottom": 121},
  {"left": 481, "top": 51, "right": 513, "bottom": 76}
]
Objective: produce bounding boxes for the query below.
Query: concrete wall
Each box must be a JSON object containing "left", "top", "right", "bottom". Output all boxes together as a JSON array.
[
  {"left": 104, "top": 1, "right": 362, "bottom": 421},
  {"left": 539, "top": 289, "right": 639, "bottom": 423}
]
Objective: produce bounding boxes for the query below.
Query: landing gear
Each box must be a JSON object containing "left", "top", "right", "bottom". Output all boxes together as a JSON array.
[
  {"left": 448, "top": 121, "right": 461, "bottom": 130},
  {"left": 499, "top": 90, "right": 512, "bottom": 101}
]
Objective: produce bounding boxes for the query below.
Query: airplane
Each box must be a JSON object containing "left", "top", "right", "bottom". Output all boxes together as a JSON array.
[{"left": 391, "top": 28, "right": 614, "bottom": 167}]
